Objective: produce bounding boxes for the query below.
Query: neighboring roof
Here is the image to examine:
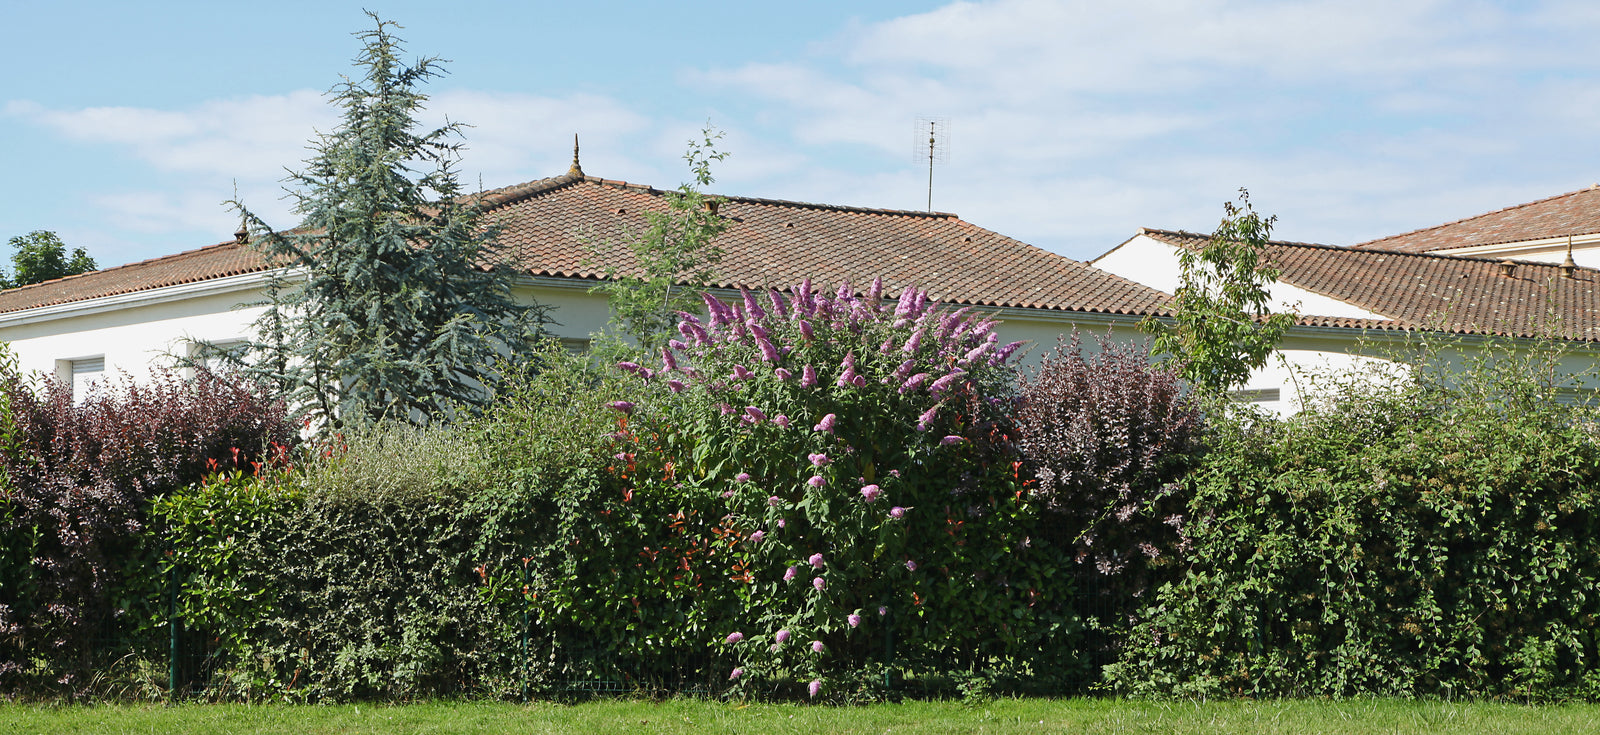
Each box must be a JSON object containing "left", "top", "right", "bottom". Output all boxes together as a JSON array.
[
  {"left": 1142, "top": 228, "right": 1600, "bottom": 341},
  {"left": 0, "top": 172, "right": 1170, "bottom": 318},
  {"left": 1355, "top": 185, "right": 1600, "bottom": 253},
  {"left": 0, "top": 238, "right": 272, "bottom": 315}
]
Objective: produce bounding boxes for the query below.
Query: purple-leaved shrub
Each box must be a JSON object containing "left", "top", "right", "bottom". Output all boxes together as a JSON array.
[
  {"left": 1014, "top": 333, "right": 1201, "bottom": 611},
  {"left": 0, "top": 367, "right": 294, "bottom": 694}
]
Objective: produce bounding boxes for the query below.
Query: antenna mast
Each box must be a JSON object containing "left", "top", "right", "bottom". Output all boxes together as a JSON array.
[{"left": 914, "top": 116, "right": 949, "bottom": 211}]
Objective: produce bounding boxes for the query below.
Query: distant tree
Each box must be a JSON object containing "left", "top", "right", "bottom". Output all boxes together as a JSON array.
[
  {"left": 231, "top": 14, "right": 550, "bottom": 429},
  {"left": 589, "top": 126, "right": 729, "bottom": 351},
  {"left": 2, "top": 231, "right": 97, "bottom": 288},
  {"left": 1141, "top": 189, "right": 1296, "bottom": 395}
]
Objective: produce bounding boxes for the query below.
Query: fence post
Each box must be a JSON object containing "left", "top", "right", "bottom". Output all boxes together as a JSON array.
[
  {"left": 521, "top": 560, "right": 530, "bottom": 703},
  {"left": 167, "top": 557, "right": 178, "bottom": 701},
  {"left": 883, "top": 606, "right": 894, "bottom": 690}
]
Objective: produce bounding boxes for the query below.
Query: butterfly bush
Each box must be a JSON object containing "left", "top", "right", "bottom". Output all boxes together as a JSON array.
[{"left": 590, "top": 278, "right": 1069, "bottom": 697}]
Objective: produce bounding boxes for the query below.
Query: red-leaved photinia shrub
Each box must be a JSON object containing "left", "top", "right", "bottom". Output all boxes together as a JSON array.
[
  {"left": 537, "top": 278, "right": 1079, "bottom": 698},
  {"left": 1014, "top": 333, "right": 1201, "bottom": 597},
  {"left": 0, "top": 367, "right": 295, "bottom": 692}
]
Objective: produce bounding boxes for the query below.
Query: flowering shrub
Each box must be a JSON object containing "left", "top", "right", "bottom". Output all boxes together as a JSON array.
[
  {"left": 529, "top": 279, "right": 1077, "bottom": 697},
  {"left": 0, "top": 367, "right": 294, "bottom": 694}
]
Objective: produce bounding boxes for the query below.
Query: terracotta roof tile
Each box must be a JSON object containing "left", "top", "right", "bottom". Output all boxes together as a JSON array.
[
  {"left": 1355, "top": 186, "right": 1600, "bottom": 253},
  {"left": 0, "top": 174, "right": 1170, "bottom": 318},
  {"left": 1143, "top": 228, "right": 1600, "bottom": 341}
]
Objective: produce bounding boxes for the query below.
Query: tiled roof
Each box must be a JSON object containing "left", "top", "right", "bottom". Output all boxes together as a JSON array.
[
  {"left": 0, "top": 173, "right": 1169, "bottom": 318},
  {"left": 0, "top": 238, "right": 272, "bottom": 315},
  {"left": 1355, "top": 185, "right": 1600, "bottom": 253},
  {"left": 1143, "top": 229, "right": 1600, "bottom": 341}
]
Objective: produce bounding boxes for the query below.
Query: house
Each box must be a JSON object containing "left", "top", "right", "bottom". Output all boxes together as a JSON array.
[
  {"left": 1093, "top": 227, "right": 1600, "bottom": 413},
  {"left": 0, "top": 167, "right": 1168, "bottom": 398},
  {"left": 1355, "top": 185, "right": 1600, "bottom": 268}
]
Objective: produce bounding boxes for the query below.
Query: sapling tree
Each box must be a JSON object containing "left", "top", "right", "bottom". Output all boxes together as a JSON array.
[
  {"left": 1142, "top": 189, "right": 1296, "bottom": 395},
  {"left": 589, "top": 127, "right": 729, "bottom": 350},
  {"left": 233, "top": 14, "right": 549, "bottom": 428},
  {"left": 1, "top": 231, "right": 96, "bottom": 288}
]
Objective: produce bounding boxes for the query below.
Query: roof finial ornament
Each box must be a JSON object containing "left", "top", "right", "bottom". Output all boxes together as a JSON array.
[
  {"left": 234, "top": 217, "right": 249, "bottom": 245},
  {"left": 569, "top": 133, "right": 583, "bottom": 176},
  {"left": 1562, "top": 235, "right": 1578, "bottom": 278}
]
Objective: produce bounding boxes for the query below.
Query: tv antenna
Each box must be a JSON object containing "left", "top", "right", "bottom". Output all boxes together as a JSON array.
[{"left": 914, "top": 116, "right": 949, "bottom": 211}]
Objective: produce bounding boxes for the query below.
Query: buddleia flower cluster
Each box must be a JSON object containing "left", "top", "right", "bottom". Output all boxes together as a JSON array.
[{"left": 605, "top": 278, "right": 1054, "bottom": 697}]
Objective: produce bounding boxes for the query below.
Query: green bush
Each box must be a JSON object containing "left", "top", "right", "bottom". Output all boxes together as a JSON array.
[{"left": 1109, "top": 346, "right": 1600, "bottom": 699}]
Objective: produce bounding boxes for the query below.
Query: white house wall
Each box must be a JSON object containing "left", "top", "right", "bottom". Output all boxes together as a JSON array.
[{"left": 1093, "top": 234, "right": 1386, "bottom": 321}]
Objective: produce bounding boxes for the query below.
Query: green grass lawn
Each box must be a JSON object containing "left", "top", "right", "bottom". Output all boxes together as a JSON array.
[{"left": 4, "top": 698, "right": 1600, "bottom": 735}]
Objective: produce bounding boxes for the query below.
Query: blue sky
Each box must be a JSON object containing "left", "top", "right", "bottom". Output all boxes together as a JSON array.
[{"left": 7, "top": 0, "right": 1600, "bottom": 267}]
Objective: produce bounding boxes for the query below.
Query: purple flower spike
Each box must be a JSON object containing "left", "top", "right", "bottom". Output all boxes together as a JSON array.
[
  {"left": 848, "top": 613, "right": 862, "bottom": 628},
  {"left": 890, "top": 506, "right": 907, "bottom": 520},
  {"left": 836, "top": 280, "right": 853, "bottom": 301},
  {"left": 860, "top": 484, "right": 881, "bottom": 503},
  {"left": 783, "top": 566, "right": 797, "bottom": 582},
  {"left": 851, "top": 374, "right": 867, "bottom": 388},
  {"left": 798, "top": 319, "right": 815, "bottom": 342},
  {"left": 774, "top": 414, "right": 791, "bottom": 428},
  {"left": 801, "top": 365, "right": 818, "bottom": 388},
  {"left": 735, "top": 472, "right": 752, "bottom": 483},
  {"left": 813, "top": 576, "right": 827, "bottom": 591},
  {"left": 768, "top": 289, "right": 790, "bottom": 319},
  {"left": 940, "top": 435, "right": 966, "bottom": 446},
  {"left": 661, "top": 347, "right": 678, "bottom": 372},
  {"left": 757, "top": 336, "right": 780, "bottom": 363},
  {"left": 608, "top": 401, "right": 634, "bottom": 414},
  {"left": 749, "top": 321, "right": 770, "bottom": 340},
  {"left": 902, "top": 328, "right": 924, "bottom": 355},
  {"left": 777, "top": 518, "right": 786, "bottom": 528},
  {"left": 811, "top": 640, "right": 826, "bottom": 653},
  {"left": 730, "top": 667, "right": 744, "bottom": 680},
  {"left": 814, "top": 413, "right": 836, "bottom": 433},
  {"left": 775, "top": 367, "right": 794, "bottom": 381},
  {"left": 745, "top": 406, "right": 768, "bottom": 424},
  {"left": 667, "top": 379, "right": 687, "bottom": 393},
  {"left": 809, "top": 453, "right": 830, "bottom": 467},
  {"left": 916, "top": 405, "right": 939, "bottom": 431},
  {"left": 809, "top": 553, "right": 825, "bottom": 569},
  {"left": 668, "top": 338, "right": 689, "bottom": 351},
  {"left": 809, "top": 680, "right": 822, "bottom": 698},
  {"left": 726, "top": 632, "right": 744, "bottom": 644},
  {"left": 768, "top": 495, "right": 783, "bottom": 507},
  {"left": 750, "top": 530, "right": 765, "bottom": 542},
  {"left": 879, "top": 606, "right": 889, "bottom": 616},
  {"left": 616, "top": 361, "right": 641, "bottom": 373},
  {"left": 905, "top": 560, "right": 918, "bottom": 572},
  {"left": 808, "top": 475, "right": 827, "bottom": 489},
  {"left": 836, "top": 368, "right": 856, "bottom": 388},
  {"left": 900, "top": 373, "right": 930, "bottom": 394},
  {"left": 868, "top": 276, "right": 884, "bottom": 305},
  {"left": 776, "top": 629, "right": 792, "bottom": 643},
  {"left": 929, "top": 371, "right": 966, "bottom": 395},
  {"left": 992, "top": 340, "right": 1026, "bottom": 365},
  {"left": 741, "top": 286, "right": 766, "bottom": 321}
]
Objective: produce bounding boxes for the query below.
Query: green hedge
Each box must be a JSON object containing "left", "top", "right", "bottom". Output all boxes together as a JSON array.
[{"left": 1109, "top": 360, "right": 1600, "bottom": 699}]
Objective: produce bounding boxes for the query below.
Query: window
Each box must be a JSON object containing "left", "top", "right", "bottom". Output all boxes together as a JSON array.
[
  {"left": 190, "top": 339, "right": 249, "bottom": 375},
  {"left": 56, "top": 356, "right": 105, "bottom": 404}
]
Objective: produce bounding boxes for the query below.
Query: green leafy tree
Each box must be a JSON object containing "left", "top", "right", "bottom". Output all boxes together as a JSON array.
[
  {"left": 1142, "top": 189, "right": 1296, "bottom": 395},
  {"left": 589, "top": 127, "right": 729, "bottom": 350},
  {"left": 2, "top": 231, "right": 97, "bottom": 288},
  {"left": 233, "top": 14, "right": 549, "bottom": 429}
]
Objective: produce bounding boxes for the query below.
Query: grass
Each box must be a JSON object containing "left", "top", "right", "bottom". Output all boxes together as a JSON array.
[{"left": 5, "top": 698, "right": 1600, "bottom": 735}]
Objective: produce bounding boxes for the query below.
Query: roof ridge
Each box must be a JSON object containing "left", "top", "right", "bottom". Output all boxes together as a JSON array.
[
  {"left": 469, "top": 172, "right": 586, "bottom": 211},
  {"left": 583, "top": 176, "right": 959, "bottom": 219},
  {"left": 1353, "top": 186, "right": 1598, "bottom": 249}
]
